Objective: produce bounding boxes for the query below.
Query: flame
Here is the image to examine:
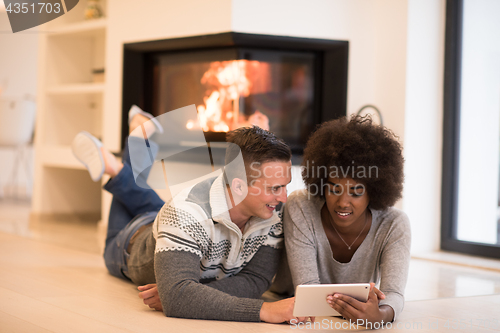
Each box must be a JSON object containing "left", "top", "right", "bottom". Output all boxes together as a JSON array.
[{"left": 187, "top": 60, "right": 271, "bottom": 132}]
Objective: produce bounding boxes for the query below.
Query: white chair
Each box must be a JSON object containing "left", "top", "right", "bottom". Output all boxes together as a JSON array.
[{"left": 0, "top": 98, "right": 36, "bottom": 199}]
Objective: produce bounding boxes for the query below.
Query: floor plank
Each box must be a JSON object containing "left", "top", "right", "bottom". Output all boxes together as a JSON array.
[
  {"left": 0, "top": 310, "right": 53, "bottom": 333},
  {"left": 0, "top": 287, "right": 129, "bottom": 333}
]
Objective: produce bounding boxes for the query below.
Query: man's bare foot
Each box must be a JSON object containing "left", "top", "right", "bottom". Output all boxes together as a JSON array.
[
  {"left": 128, "top": 105, "right": 163, "bottom": 138},
  {"left": 101, "top": 147, "right": 123, "bottom": 178},
  {"left": 72, "top": 131, "right": 122, "bottom": 182},
  {"left": 129, "top": 113, "right": 157, "bottom": 137}
]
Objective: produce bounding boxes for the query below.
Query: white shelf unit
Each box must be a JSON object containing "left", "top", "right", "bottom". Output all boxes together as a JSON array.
[
  {"left": 46, "top": 83, "right": 105, "bottom": 95},
  {"left": 33, "top": 7, "right": 107, "bottom": 218},
  {"left": 48, "top": 17, "right": 107, "bottom": 37}
]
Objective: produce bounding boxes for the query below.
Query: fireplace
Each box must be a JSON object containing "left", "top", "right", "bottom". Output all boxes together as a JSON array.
[{"left": 122, "top": 32, "right": 348, "bottom": 155}]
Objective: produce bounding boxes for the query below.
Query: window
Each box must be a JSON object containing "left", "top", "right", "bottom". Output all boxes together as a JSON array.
[{"left": 442, "top": 0, "right": 500, "bottom": 258}]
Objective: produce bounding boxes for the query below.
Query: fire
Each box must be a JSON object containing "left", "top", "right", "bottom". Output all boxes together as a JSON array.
[{"left": 186, "top": 60, "right": 270, "bottom": 132}]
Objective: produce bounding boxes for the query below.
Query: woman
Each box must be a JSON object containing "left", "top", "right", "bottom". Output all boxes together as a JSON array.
[{"left": 284, "top": 115, "right": 410, "bottom": 324}]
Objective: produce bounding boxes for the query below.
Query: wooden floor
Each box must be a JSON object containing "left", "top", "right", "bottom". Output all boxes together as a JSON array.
[
  {"left": 1, "top": 231, "right": 500, "bottom": 332},
  {"left": 1, "top": 199, "right": 500, "bottom": 332}
]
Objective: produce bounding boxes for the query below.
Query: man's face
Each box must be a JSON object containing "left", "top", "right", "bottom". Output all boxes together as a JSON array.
[{"left": 239, "top": 160, "right": 292, "bottom": 220}]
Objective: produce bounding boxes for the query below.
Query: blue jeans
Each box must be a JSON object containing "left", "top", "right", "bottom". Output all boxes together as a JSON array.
[{"left": 103, "top": 137, "right": 164, "bottom": 281}]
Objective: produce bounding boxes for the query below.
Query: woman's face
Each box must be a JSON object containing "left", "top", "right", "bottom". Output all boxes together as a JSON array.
[{"left": 323, "top": 177, "right": 370, "bottom": 229}]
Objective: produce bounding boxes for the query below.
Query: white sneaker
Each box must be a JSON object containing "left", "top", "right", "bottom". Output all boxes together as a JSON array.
[
  {"left": 71, "top": 131, "right": 104, "bottom": 182},
  {"left": 128, "top": 105, "right": 164, "bottom": 134}
]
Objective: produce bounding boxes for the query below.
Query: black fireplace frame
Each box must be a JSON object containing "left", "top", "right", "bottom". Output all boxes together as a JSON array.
[{"left": 122, "top": 32, "right": 349, "bottom": 154}]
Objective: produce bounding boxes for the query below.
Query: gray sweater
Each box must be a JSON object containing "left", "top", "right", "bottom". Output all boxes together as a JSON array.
[
  {"left": 283, "top": 190, "right": 411, "bottom": 320},
  {"left": 128, "top": 229, "right": 279, "bottom": 321},
  {"left": 127, "top": 175, "right": 284, "bottom": 322}
]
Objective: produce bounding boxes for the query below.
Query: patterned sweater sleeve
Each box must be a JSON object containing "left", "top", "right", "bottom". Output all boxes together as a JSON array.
[
  {"left": 205, "top": 245, "right": 281, "bottom": 298},
  {"left": 152, "top": 203, "right": 273, "bottom": 321},
  {"left": 155, "top": 250, "right": 264, "bottom": 321}
]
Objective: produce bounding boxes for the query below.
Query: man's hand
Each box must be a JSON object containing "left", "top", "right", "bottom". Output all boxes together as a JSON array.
[
  {"left": 260, "top": 297, "right": 314, "bottom": 324},
  {"left": 138, "top": 284, "right": 163, "bottom": 311}
]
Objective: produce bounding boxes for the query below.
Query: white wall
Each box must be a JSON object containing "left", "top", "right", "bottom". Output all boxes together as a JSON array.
[
  {"left": 372, "top": 0, "right": 408, "bottom": 141},
  {"left": 403, "top": 0, "right": 445, "bottom": 253},
  {"left": 0, "top": 12, "right": 38, "bottom": 99},
  {"left": 0, "top": 12, "right": 38, "bottom": 198}
]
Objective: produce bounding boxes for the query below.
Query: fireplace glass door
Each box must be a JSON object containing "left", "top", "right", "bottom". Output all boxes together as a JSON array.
[{"left": 149, "top": 47, "right": 316, "bottom": 152}]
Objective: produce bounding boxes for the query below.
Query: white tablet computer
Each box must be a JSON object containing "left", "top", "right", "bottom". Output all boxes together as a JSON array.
[{"left": 293, "top": 283, "right": 370, "bottom": 317}]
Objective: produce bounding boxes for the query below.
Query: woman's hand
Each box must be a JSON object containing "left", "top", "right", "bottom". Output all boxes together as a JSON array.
[
  {"left": 371, "top": 285, "right": 386, "bottom": 302},
  {"left": 138, "top": 284, "right": 163, "bottom": 311},
  {"left": 260, "top": 297, "right": 314, "bottom": 324},
  {"left": 326, "top": 283, "right": 394, "bottom": 325}
]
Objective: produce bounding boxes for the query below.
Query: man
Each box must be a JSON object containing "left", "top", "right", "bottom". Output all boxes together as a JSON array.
[{"left": 72, "top": 107, "right": 302, "bottom": 323}]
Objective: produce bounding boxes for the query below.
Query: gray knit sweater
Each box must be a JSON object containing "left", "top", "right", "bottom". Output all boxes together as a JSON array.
[{"left": 283, "top": 190, "right": 411, "bottom": 320}]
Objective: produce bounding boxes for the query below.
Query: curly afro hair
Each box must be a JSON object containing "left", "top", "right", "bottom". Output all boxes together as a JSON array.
[{"left": 302, "top": 115, "right": 404, "bottom": 210}]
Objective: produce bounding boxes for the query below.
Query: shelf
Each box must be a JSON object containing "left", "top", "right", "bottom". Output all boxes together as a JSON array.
[
  {"left": 46, "top": 83, "right": 105, "bottom": 95},
  {"left": 48, "top": 18, "right": 107, "bottom": 37},
  {"left": 33, "top": 1, "right": 107, "bottom": 215},
  {"left": 40, "top": 146, "right": 86, "bottom": 170}
]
